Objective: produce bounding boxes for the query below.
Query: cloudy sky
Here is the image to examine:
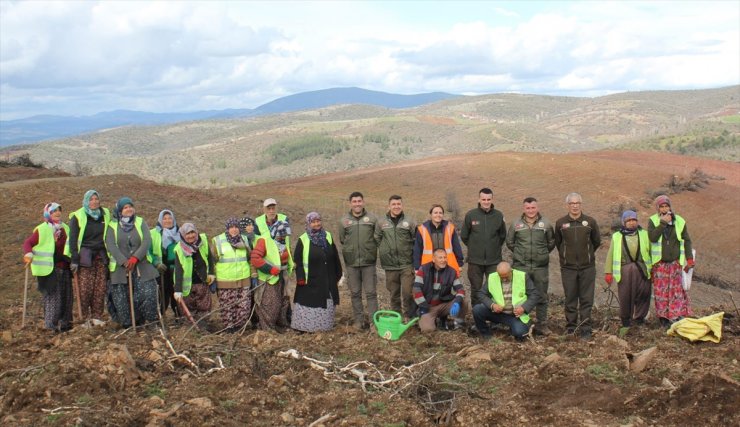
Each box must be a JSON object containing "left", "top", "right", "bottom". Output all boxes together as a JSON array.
[{"left": 1, "top": 0, "right": 738, "bottom": 120}]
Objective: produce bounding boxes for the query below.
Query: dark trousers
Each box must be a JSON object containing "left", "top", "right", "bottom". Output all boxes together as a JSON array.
[
  {"left": 561, "top": 266, "right": 595, "bottom": 332},
  {"left": 616, "top": 263, "right": 651, "bottom": 326},
  {"left": 384, "top": 267, "right": 415, "bottom": 317},
  {"left": 472, "top": 304, "right": 529, "bottom": 339},
  {"left": 159, "top": 266, "right": 179, "bottom": 316},
  {"left": 467, "top": 263, "right": 498, "bottom": 307},
  {"left": 522, "top": 267, "right": 550, "bottom": 327}
]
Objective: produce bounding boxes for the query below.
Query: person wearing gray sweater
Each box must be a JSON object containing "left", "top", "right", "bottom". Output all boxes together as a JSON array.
[{"left": 105, "top": 197, "right": 159, "bottom": 328}]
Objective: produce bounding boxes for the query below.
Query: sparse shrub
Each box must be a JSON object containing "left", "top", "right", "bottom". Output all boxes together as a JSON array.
[
  {"left": 445, "top": 191, "right": 462, "bottom": 228},
  {"left": 74, "top": 161, "right": 92, "bottom": 176}
]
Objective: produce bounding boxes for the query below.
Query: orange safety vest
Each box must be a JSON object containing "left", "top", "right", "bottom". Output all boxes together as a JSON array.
[{"left": 417, "top": 222, "right": 460, "bottom": 273}]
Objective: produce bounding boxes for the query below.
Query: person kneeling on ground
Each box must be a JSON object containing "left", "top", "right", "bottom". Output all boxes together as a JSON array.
[
  {"left": 413, "top": 248, "right": 466, "bottom": 333},
  {"left": 473, "top": 261, "right": 540, "bottom": 341}
]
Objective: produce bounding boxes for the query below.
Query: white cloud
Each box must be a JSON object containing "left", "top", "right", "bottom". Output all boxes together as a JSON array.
[{"left": 0, "top": 0, "right": 738, "bottom": 119}]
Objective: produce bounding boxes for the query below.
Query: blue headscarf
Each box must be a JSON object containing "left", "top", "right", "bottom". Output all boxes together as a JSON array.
[{"left": 83, "top": 190, "right": 101, "bottom": 220}]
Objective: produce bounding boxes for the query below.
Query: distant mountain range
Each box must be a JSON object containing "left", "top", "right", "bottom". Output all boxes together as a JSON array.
[{"left": 0, "top": 87, "right": 458, "bottom": 146}]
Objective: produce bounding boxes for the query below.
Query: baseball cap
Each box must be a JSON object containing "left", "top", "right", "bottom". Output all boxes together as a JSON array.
[{"left": 263, "top": 198, "right": 277, "bottom": 207}]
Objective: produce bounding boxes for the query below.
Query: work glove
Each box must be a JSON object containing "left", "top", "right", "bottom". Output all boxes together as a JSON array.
[
  {"left": 684, "top": 259, "right": 695, "bottom": 273},
  {"left": 206, "top": 274, "right": 216, "bottom": 285},
  {"left": 126, "top": 256, "right": 138, "bottom": 272},
  {"left": 269, "top": 265, "right": 280, "bottom": 276},
  {"left": 23, "top": 252, "right": 33, "bottom": 265},
  {"left": 449, "top": 302, "right": 461, "bottom": 317},
  {"left": 604, "top": 273, "right": 613, "bottom": 285},
  {"left": 209, "top": 282, "right": 217, "bottom": 293},
  {"left": 156, "top": 263, "right": 168, "bottom": 274},
  {"left": 174, "top": 292, "right": 183, "bottom": 301},
  {"left": 418, "top": 304, "right": 430, "bottom": 316},
  {"left": 297, "top": 279, "right": 306, "bottom": 286},
  {"left": 70, "top": 263, "right": 79, "bottom": 274}
]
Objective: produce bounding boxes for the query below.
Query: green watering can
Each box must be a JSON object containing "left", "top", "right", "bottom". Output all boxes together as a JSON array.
[{"left": 373, "top": 310, "right": 418, "bottom": 341}]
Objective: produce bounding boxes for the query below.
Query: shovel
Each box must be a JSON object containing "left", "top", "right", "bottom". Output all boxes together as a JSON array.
[
  {"left": 177, "top": 296, "right": 198, "bottom": 328},
  {"left": 22, "top": 264, "right": 29, "bottom": 328},
  {"left": 127, "top": 271, "right": 137, "bottom": 332},
  {"left": 72, "top": 272, "right": 84, "bottom": 322}
]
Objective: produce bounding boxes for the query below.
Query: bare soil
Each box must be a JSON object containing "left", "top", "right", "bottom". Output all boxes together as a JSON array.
[{"left": 1, "top": 152, "right": 739, "bottom": 426}]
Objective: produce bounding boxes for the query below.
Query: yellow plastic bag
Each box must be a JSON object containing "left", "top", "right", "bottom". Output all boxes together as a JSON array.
[{"left": 666, "top": 312, "right": 724, "bottom": 343}]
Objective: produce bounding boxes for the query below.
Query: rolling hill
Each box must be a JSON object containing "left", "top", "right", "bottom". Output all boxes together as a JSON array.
[
  {"left": 0, "top": 87, "right": 459, "bottom": 146},
  {"left": 10, "top": 86, "right": 738, "bottom": 187}
]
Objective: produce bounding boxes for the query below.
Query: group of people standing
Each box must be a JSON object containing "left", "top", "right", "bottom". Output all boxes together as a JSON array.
[{"left": 23, "top": 187, "right": 694, "bottom": 341}]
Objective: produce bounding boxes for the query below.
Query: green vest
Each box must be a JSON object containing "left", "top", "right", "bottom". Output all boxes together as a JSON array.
[
  {"left": 649, "top": 214, "right": 686, "bottom": 266},
  {"left": 298, "top": 231, "right": 333, "bottom": 284},
  {"left": 107, "top": 216, "right": 152, "bottom": 272},
  {"left": 255, "top": 213, "right": 294, "bottom": 274},
  {"left": 69, "top": 207, "right": 111, "bottom": 251},
  {"left": 173, "top": 233, "right": 210, "bottom": 297},
  {"left": 610, "top": 229, "right": 652, "bottom": 283},
  {"left": 31, "top": 222, "right": 71, "bottom": 276},
  {"left": 487, "top": 269, "right": 530, "bottom": 324},
  {"left": 212, "top": 232, "right": 251, "bottom": 282},
  {"left": 256, "top": 235, "right": 282, "bottom": 285}
]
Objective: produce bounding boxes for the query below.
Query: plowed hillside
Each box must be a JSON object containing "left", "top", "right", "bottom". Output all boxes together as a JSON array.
[{"left": 1, "top": 151, "right": 738, "bottom": 426}]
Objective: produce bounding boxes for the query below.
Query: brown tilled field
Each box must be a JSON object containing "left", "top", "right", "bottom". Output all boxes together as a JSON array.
[{"left": 1, "top": 151, "right": 738, "bottom": 426}]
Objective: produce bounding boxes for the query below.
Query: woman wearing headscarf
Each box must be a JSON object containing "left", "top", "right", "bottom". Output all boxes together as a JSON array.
[
  {"left": 239, "top": 216, "right": 257, "bottom": 249},
  {"left": 291, "top": 212, "right": 342, "bottom": 332},
  {"left": 23, "top": 203, "right": 73, "bottom": 332},
  {"left": 604, "top": 210, "right": 653, "bottom": 328},
  {"left": 250, "top": 217, "right": 294, "bottom": 331},
  {"left": 68, "top": 190, "right": 110, "bottom": 324},
  {"left": 150, "top": 209, "right": 180, "bottom": 316},
  {"left": 173, "top": 223, "right": 215, "bottom": 317},
  {"left": 211, "top": 218, "right": 253, "bottom": 332},
  {"left": 648, "top": 195, "right": 694, "bottom": 328},
  {"left": 105, "top": 197, "right": 159, "bottom": 328}
]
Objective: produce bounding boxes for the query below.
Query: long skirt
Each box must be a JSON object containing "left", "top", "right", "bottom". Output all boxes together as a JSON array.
[
  {"left": 219, "top": 287, "right": 252, "bottom": 329},
  {"left": 616, "top": 263, "right": 651, "bottom": 326},
  {"left": 183, "top": 283, "right": 212, "bottom": 317},
  {"left": 38, "top": 267, "right": 73, "bottom": 330},
  {"left": 77, "top": 256, "right": 107, "bottom": 320},
  {"left": 254, "top": 276, "right": 288, "bottom": 330},
  {"left": 652, "top": 261, "right": 692, "bottom": 321},
  {"left": 291, "top": 297, "right": 336, "bottom": 332},
  {"left": 109, "top": 277, "right": 159, "bottom": 327}
]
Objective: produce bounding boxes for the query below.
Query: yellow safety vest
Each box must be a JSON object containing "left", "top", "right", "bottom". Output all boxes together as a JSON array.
[
  {"left": 150, "top": 228, "right": 163, "bottom": 261},
  {"left": 487, "top": 269, "right": 530, "bottom": 324},
  {"left": 298, "top": 231, "right": 333, "bottom": 284},
  {"left": 69, "top": 207, "right": 110, "bottom": 251},
  {"left": 255, "top": 213, "right": 294, "bottom": 273},
  {"left": 212, "top": 232, "right": 251, "bottom": 282},
  {"left": 610, "top": 229, "right": 652, "bottom": 283},
  {"left": 30, "top": 222, "right": 71, "bottom": 276},
  {"left": 107, "top": 217, "right": 152, "bottom": 272},
  {"left": 173, "top": 233, "right": 210, "bottom": 297},
  {"left": 649, "top": 214, "right": 686, "bottom": 266},
  {"left": 255, "top": 235, "right": 282, "bottom": 285}
]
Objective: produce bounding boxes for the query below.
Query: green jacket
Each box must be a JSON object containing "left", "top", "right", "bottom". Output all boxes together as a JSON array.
[
  {"left": 339, "top": 209, "right": 378, "bottom": 267},
  {"left": 374, "top": 211, "right": 416, "bottom": 270},
  {"left": 506, "top": 214, "right": 555, "bottom": 270},
  {"left": 461, "top": 206, "right": 507, "bottom": 265}
]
